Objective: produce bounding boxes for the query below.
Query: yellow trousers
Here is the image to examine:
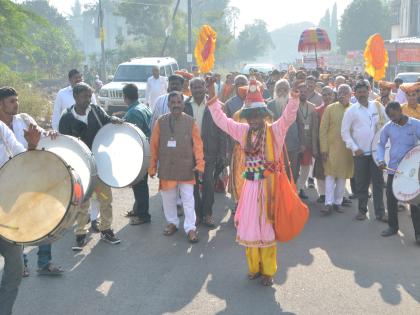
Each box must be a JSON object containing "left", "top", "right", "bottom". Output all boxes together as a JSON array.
[{"left": 245, "top": 246, "right": 277, "bottom": 277}]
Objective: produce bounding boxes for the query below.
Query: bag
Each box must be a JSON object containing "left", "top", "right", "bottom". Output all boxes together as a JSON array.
[{"left": 274, "top": 147, "right": 309, "bottom": 242}]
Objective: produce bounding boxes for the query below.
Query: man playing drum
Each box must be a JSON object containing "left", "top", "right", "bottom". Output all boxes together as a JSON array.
[
  {"left": 122, "top": 84, "right": 152, "bottom": 225},
  {"left": 0, "top": 119, "right": 40, "bottom": 315},
  {"left": 0, "top": 87, "right": 64, "bottom": 276},
  {"left": 377, "top": 102, "right": 420, "bottom": 243},
  {"left": 59, "top": 83, "right": 122, "bottom": 250}
]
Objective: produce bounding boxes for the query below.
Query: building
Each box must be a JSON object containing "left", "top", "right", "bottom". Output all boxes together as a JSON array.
[{"left": 386, "top": 0, "right": 420, "bottom": 75}]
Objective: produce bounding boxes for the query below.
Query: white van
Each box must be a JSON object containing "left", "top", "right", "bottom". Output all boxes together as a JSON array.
[{"left": 98, "top": 57, "right": 178, "bottom": 113}]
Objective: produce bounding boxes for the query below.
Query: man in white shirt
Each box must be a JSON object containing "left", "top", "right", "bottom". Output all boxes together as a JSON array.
[
  {"left": 145, "top": 66, "right": 168, "bottom": 110},
  {"left": 341, "top": 80, "right": 388, "bottom": 222},
  {"left": 150, "top": 74, "right": 185, "bottom": 132},
  {"left": 0, "top": 86, "right": 64, "bottom": 277},
  {"left": 0, "top": 115, "right": 40, "bottom": 315},
  {"left": 51, "top": 69, "right": 97, "bottom": 130}
]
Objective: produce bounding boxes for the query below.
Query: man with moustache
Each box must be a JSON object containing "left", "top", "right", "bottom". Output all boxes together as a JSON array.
[
  {"left": 341, "top": 80, "right": 388, "bottom": 222},
  {"left": 148, "top": 91, "right": 204, "bottom": 243}
]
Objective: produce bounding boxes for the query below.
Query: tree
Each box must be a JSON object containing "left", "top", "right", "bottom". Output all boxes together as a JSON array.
[
  {"left": 338, "top": 0, "right": 391, "bottom": 53},
  {"left": 236, "top": 20, "right": 274, "bottom": 62},
  {"left": 330, "top": 3, "right": 338, "bottom": 49},
  {"left": 318, "top": 9, "right": 330, "bottom": 31}
]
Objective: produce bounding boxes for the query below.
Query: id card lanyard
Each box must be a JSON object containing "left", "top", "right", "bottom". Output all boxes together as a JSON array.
[{"left": 167, "top": 116, "right": 177, "bottom": 148}]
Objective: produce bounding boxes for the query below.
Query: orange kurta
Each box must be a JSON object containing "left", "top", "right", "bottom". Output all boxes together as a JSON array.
[
  {"left": 402, "top": 103, "right": 420, "bottom": 119},
  {"left": 148, "top": 119, "right": 205, "bottom": 191}
]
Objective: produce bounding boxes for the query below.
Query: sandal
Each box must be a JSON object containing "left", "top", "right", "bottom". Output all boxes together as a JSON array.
[
  {"left": 260, "top": 275, "right": 274, "bottom": 286},
  {"left": 163, "top": 223, "right": 178, "bottom": 236},
  {"left": 187, "top": 230, "right": 199, "bottom": 243},
  {"left": 248, "top": 272, "right": 261, "bottom": 280},
  {"left": 124, "top": 210, "right": 136, "bottom": 217},
  {"left": 22, "top": 266, "right": 30, "bottom": 278},
  {"left": 203, "top": 216, "right": 215, "bottom": 228},
  {"left": 37, "top": 263, "right": 64, "bottom": 276}
]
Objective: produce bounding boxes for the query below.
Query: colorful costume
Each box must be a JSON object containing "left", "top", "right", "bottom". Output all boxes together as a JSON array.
[{"left": 207, "top": 81, "right": 299, "bottom": 278}]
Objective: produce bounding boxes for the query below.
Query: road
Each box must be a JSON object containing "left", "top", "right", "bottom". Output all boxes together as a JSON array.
[{"left": 3, "top": 179, "right": 420, "bottom": 315}]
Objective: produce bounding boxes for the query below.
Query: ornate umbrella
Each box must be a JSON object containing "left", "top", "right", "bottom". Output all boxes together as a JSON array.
[
  {"left": 364, "top": 33, "right": 388, "bottom": 81},
  {"left": 298, "top": 28, "right": 331, "bottom": 68}
]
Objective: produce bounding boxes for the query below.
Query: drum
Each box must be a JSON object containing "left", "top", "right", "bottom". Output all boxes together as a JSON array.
[
  {"left": 393, "top": 145, "right": 420, "bottom": 205},
  {"left": 0, "top": 150, "right": 83, "bottom": 245},
  {"left": 92, "top": 123, "right": 150, "bottom": 188},
  {"left": 371, "top": 130, "right": 390, "bottom": 166},
  {"left": 37, "top": 135, "right": 96, "bottom": 201}
]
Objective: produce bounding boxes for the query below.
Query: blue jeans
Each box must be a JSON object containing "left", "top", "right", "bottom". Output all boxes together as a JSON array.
[
  {"left": 0, "top": 238, "right": 23, "bottom": 315},
  {"left": 23, "top": 244, "right": 52, "bottom": 269}
]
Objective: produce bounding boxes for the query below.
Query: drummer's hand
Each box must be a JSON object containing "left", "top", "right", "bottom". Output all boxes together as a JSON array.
[
  {"left": 47, "top": 130, "right": 58, "bottom": 140},
  {"left": 149, "top": 172, "right": 156, "bottom": 179},
  {"left": 24, "top": 124, "right": 41, "bottom": 150},
  {"left": 354, "top": 149, "right": 364, "bottom": 156},
  {"left": 378, "top": 161, "right": 386, "bottom": 171},
  {"left": 111, "top": 116, "right": 124, "bottom": 124}
]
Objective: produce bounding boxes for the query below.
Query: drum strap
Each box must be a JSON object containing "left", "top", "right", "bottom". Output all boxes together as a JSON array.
[{"left": 91, "top": 106, "right": 104, "bottom": 128}]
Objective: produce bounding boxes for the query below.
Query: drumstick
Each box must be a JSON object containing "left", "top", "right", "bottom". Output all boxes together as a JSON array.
[
  {"left": 0, "top": 223, "right": 19, "bottom": 230},
  {"left": 383, "top": 167, "right": 402, "bottom": 174}
]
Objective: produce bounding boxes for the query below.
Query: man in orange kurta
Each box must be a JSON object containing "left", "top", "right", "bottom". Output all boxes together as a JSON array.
[{"left": 149, "top": 91, "right": 205, "bottom": 243}]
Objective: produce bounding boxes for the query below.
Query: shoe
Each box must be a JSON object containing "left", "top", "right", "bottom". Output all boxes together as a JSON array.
[
  {"left": 307, "top": 177, "right": 315, "bottom": 188},
  {"left": 321, "top": 205, "right": 333, "bottom": 216},
  {"left": 333, "top": 204, "right": 344, "bottom": 213},
  {"left": 203, "top": 215, "right": 216, "bottom": 228},
  {"left": 22, "top": 266, "right": 30, "bottom": 277},
  {"left": 342, "top": 197, "right": 352, "bottom": 205},
  {"left": 381, "top": 227, "right": 398, "bottom": 237},
  {"left": 355, "top": 212, "right": 367, "bottom": 220},
  {"left": 90, "top": 220, "right": 100, "bottom": 233},
  {"left": 299, "top": 190, "right": 308, "bottom": 200},
  {"left": 37, "top": 263, "right": 64, "bottom": 276},
  {"left": 376, "top": 214, "right": 388, "bottom": 223},
  {"left": 129, "top": 217, "right": 151, "bottom": 225},
  {"left": 316, "top": 195, "right": 325, "bottom": 203},
  {"left": 124, "top": 210, "right": 136, "bottom": 217},
  {"left": 100, "top": 229, "right": 121, "bottom": 244},
  {"left": 72, "top": 234, "right": 87, "bottom": 251}
]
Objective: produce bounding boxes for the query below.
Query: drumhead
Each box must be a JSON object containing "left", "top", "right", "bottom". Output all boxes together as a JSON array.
[
  {"left": 92, "top": 123, "right": 150, "bottom": 188},
  {"left": 0, "top": 151, "right": 74, "bottom": 244},
  {"left": 393, "top": 145, "right": 420, "bottom": 204},
  {"left": 371, "top": 130, "right": 390, "bottom": 166},
  {"left": 37, "top": 134, "right": 96, "bottom": 200}
]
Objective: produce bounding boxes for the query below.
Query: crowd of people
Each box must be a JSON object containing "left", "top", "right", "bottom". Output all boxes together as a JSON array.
[{"left": 0, "top": 63, "right": 420, "bottom": 313}]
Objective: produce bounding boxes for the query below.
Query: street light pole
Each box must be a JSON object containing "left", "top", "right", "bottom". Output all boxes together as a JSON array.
[
  {"left": 99, "top": 0, "right": 106, "bottom": 80},
  {"left": 187, "top": 0, "right": 192, "bottom": 70}
]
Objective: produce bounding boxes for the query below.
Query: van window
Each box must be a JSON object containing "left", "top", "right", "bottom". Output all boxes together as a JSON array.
[
  {"left": 171, "top": 63, "right": 179, "bottom": 72},
  {"left": 165, "top": 65, "right": 172, "bottom": 76},
  {"left": 159, "top": 67, "right": 165, "bottom": 76},
  {"left": 114, "top": 65, "right": 153, "bottom": 82}
]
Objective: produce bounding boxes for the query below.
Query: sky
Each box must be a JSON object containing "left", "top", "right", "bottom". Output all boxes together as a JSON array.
[{"left": 47, "top": 0, "right": 353, "bottom": 31}]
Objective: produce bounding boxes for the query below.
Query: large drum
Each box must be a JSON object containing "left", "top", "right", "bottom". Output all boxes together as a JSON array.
[
  {"left": 37, "top": 135, "right": 96, "bottom": 201},
  {"left": 371, "top": 130, "right": 390, "bottom": 166},
  {"left": 92, "top": 123, "right": 150, "bottom": 188},
  {"left": 0, "top": 150, "right": 83, "bottom": 245},
  {"left": 393, "top": 145, "right": 420, "bottom": 205}
]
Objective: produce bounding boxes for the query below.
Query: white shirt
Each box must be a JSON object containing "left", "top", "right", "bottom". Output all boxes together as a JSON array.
[
  {"left": 71, "top": 106, "right": 91, "bottom": 125},
  {"left": 191, "top": 98, "right": 206, "bottom": 131},
  {"left": 341, "top": 100, "right": 389, "bottom": 155},
  {"left": 52, "top": 85, "right": 97, "bottom": 130},
  {"left": 11, "top": 113, "right": 39, "bottom": 148},
  {"left": 150, "top": 93, "right": 186, "bottom": 132},
  {"left": 0, "top": 120, "right": 25, "bottom": 167},
  {"left": 395, "top": 88, "right": 407, "bottom": 104},
  {"left": 145, "top": 76, "right": 168, "bottom": 110}
]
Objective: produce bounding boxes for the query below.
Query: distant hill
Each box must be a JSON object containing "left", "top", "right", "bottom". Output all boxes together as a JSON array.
[{"left": 259, "top": 21, "right": 315, "bottom": 64}]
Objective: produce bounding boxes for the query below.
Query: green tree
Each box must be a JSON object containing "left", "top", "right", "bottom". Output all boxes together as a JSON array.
[
  {"left": 338, "top": 0, "right": 391, "bottom": 53},
  {"left": 236, "top": 20, "right": 274, "bottom": 62},
  {"left": 330, "top": 3, "right": 338, "bottom": 49},
  {"left": 318, "top": 9, "right": 331, "bottom": 31}
]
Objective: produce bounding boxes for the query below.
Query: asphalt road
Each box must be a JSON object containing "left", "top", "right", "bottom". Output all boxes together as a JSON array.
[{"left": 3, "top": 179, "right": 420, "bottom": 315}]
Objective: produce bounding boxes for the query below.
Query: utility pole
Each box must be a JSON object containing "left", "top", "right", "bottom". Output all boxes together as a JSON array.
[
  {"left": 161, "top": 0, "right": 181, "bottom": 56},
  {"left": 99, "top": 0, "right": 106, "bottom": 80},
  {"left": 187, "top": 0, "right": 193, "bottom": 70}
]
